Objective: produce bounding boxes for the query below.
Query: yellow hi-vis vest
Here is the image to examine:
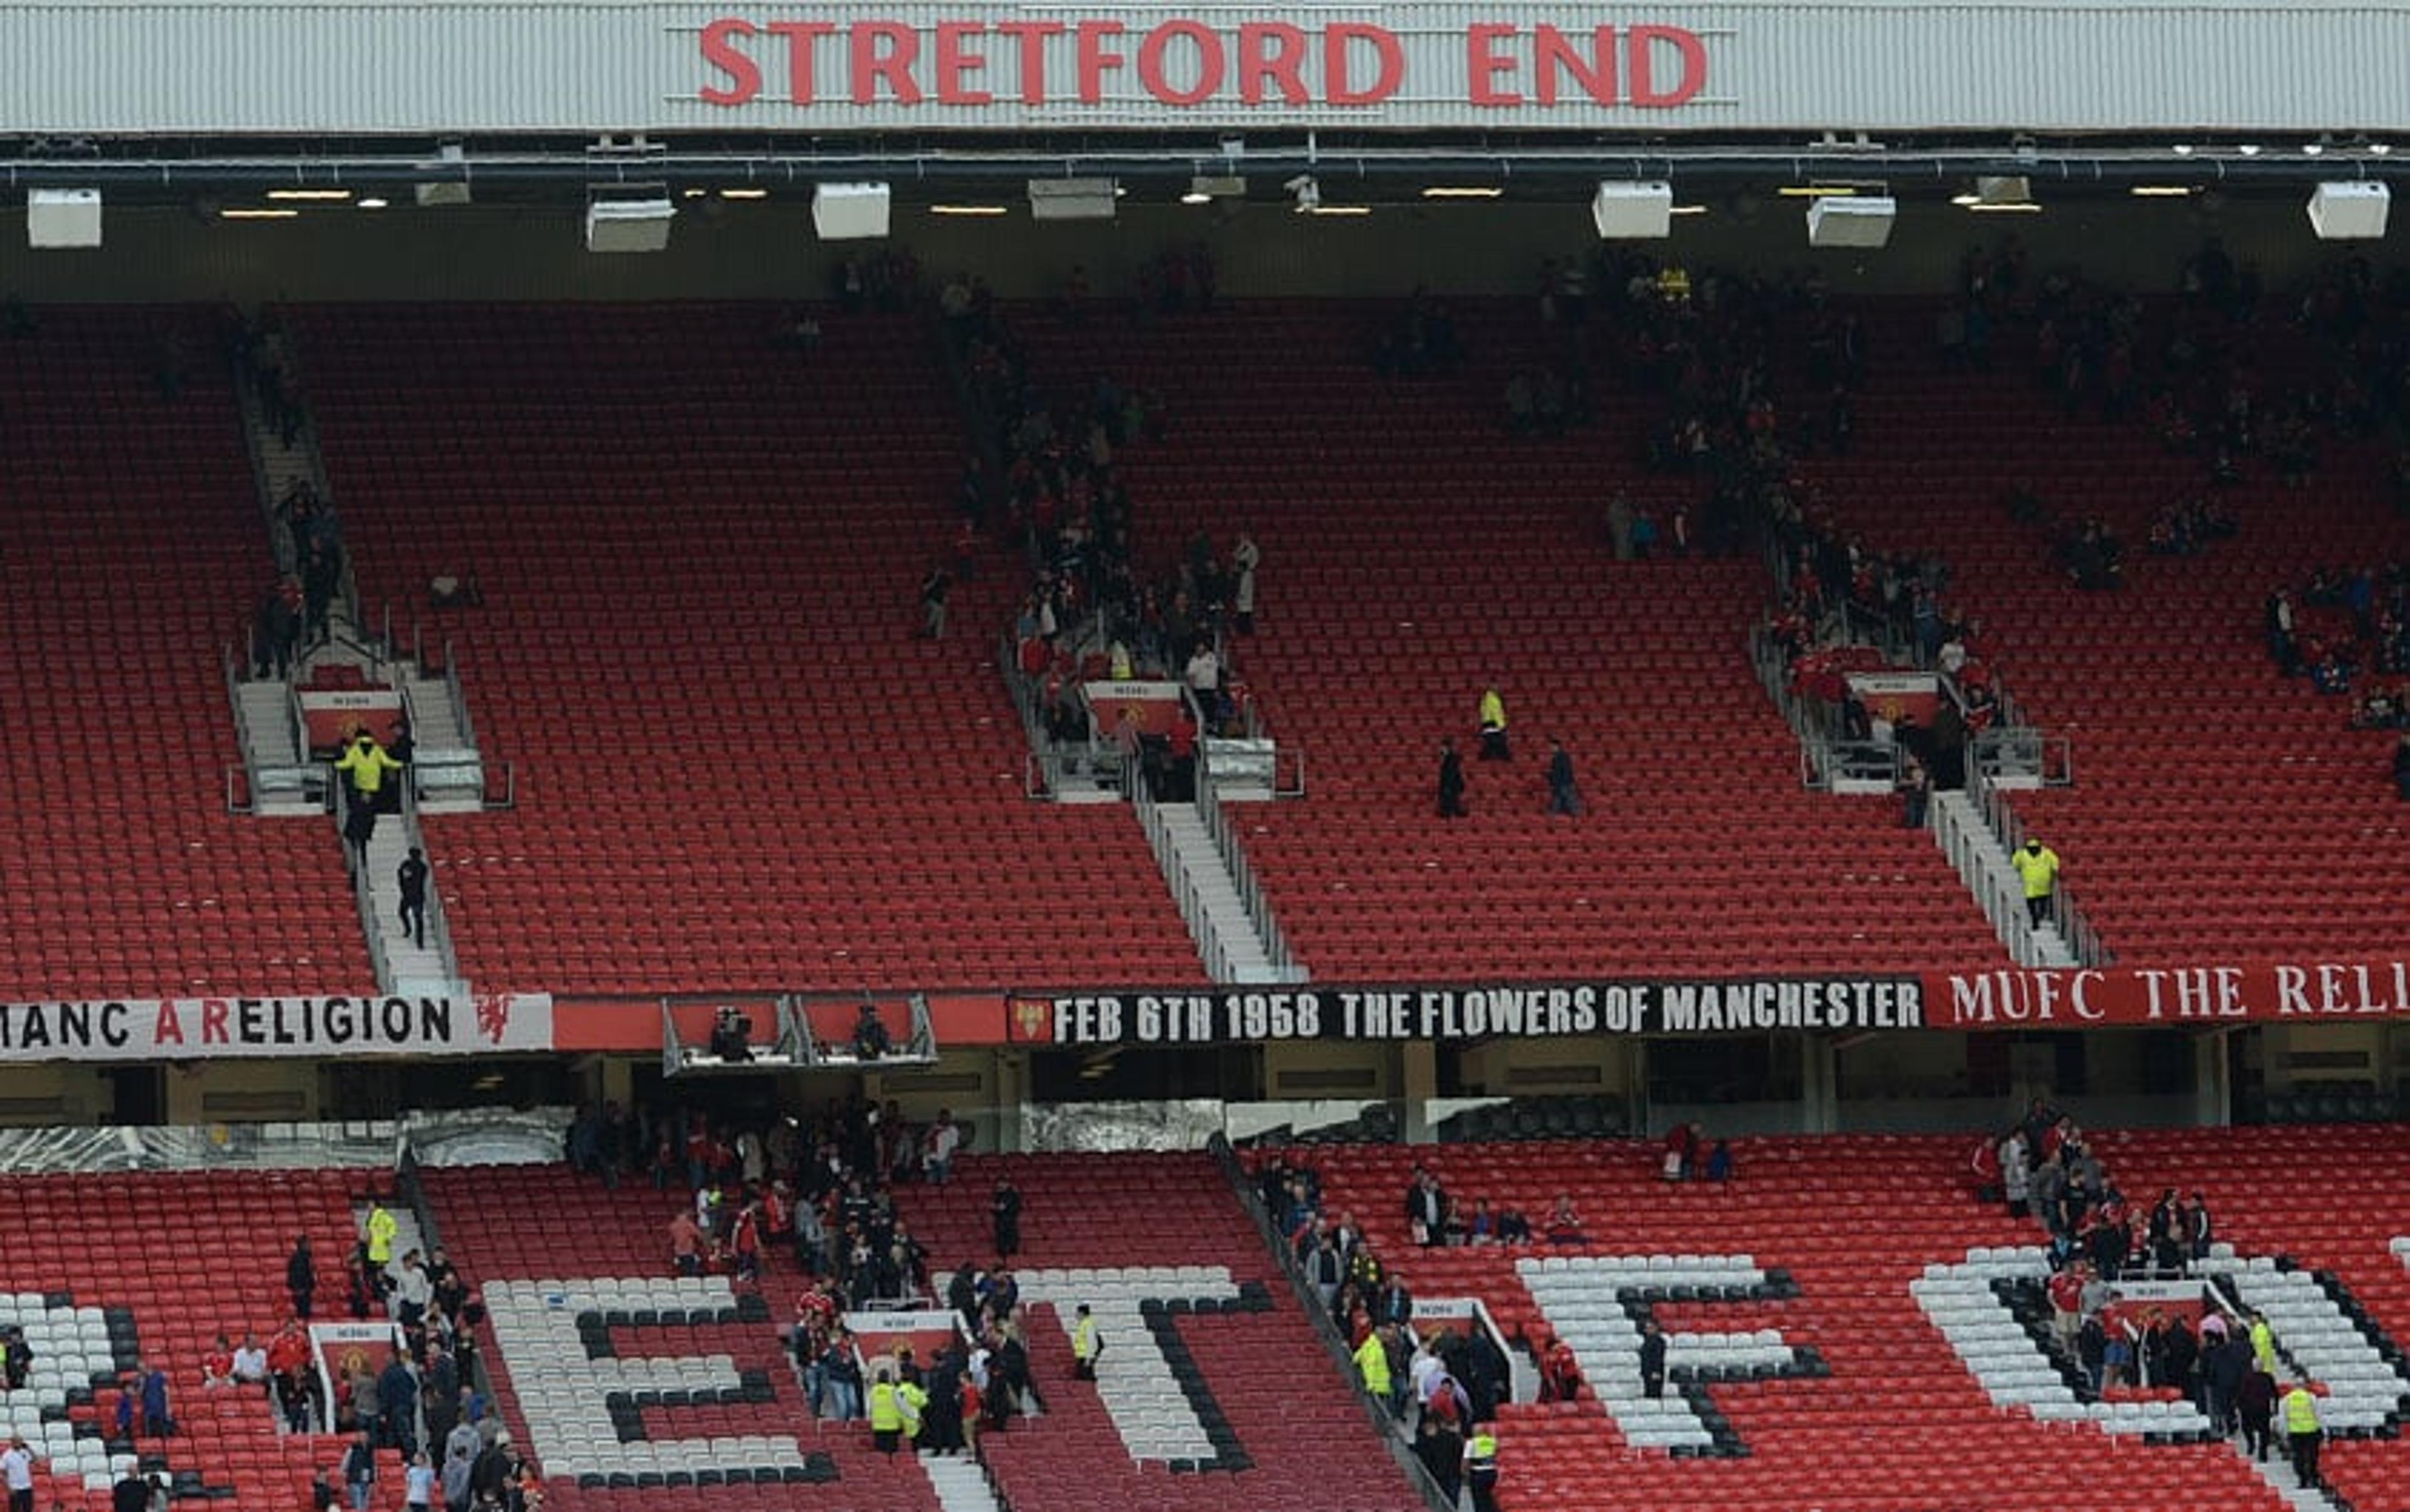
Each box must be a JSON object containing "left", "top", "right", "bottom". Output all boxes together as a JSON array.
[
  {"left": 1466, "top": 1432, "right": 1499, "bottom": 1477},
  {"left": 869, "top": 1380, "right": 903, "bottom": 1431},
  {"left": 2284, "top": 1386, "right": 2321, "bottom": 1435},
  {"left": 1074, "top": 1316, "right": 1101, "bottom": 1362},
  {"left": 1353, "top": 1334, "right": 1390, "bottom": 1397}
]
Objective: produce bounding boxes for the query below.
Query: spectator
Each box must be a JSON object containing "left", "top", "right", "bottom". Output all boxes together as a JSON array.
[
  {"left": 1405, "top": 1169, "right": 1448, "bottom": 1248},
  {"left": 1184, "top": 642, "right": 1221, "bottom": 710},
  {"left": 1661, "top": 1122, "right": 1700, "bottom": 1181},
  {"left": 1437, "top": 740, "right": 1467, "bottom": 819},
  {"left": 397, "top": 849, "right": 429, "bottom": 950},
  {"left": 340, "top": 1433, "right": 375, "bottom": 1512},
  {"left": 200, "top": 1335, "right": 235, "bottom": 1390},
  {"left": 395, "top": 1447, "right": 436, "bottom": 1512},
  {"left": 1703, "top": 1140, "right": 1735, "bottom": 1182},
  {"left": 2394, "top": 734, "right": 2410, "bottom": 800},
  {"left": 287, "top": 1235, "right": 318, "bottom": 1320},
  {"left": 1605, "top": 493, "right": 1636, "bottom": 562},
  {"left": 923, "top": 1111, "right": 961, "bottom": 1186},
  {"left": 2011, "top": 838, "right": 2062, "bottom": 928},
  {"left": 1545, "top": 740, "right": 1583, "bottom": 817},
  {"left": 228, "top": 1341, "right": 265, "bottom": 1398},
  {"left": 1639, "top": 1319, "right": 1668, "bottom": 1399},
  {"left": 1231, "top": 533, "right": 1260, "bottom": 635},
  {"left": 138, "top": 1359, "right": 174, "bottom": 1437},
  {"left": 1477, "top": 689, "right": 1511, "bottom": 761},
  {"left": 991, "top": 1179, "right": 1022, "bottom": 1259},
  {"left": 2046, "top": 1262, "right": 2085, "bottom": 1351},
  {"left": 117, "top": 1468, "right": 156, "bottom": 1512},
  {"left": 2238, "top": 1363, "right": 2278, "bottom": 1461},
  {"left": 1897, "top": 751, "right": 1932, "bottom": 829},
  {"left": 920, "top": 567, "right": 952, "bottom": 640},
  {"left": 2102, "top": 1325, "right": 2135, "bottom": 1389}
]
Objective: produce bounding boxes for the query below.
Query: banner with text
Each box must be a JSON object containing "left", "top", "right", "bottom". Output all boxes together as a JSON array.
[
  {"left": 1005, "top": 978, "right": 1923, "bottom": 1047},
  {"left": 1922, "top": 960, "right": 2410, "bottom": 1029},
  {"left": 298, "top": 687, "right": 406, "bottom": 757},
  {"left": 0, "top": 993, "right": 555, "bottom": 1063}
]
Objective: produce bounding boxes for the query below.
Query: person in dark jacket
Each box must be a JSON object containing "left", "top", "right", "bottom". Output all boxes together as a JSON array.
[
  {"left": 1639, "top": 1319, "right": 1668, "bottom": 1399},
  {"left": 2237, "top": 1364, "right": 2278, "bottom": 1461},
  {"left": 288, "top": 1236, "right": 318, "bottom": 1320},
  {"left": 990, "top": 1181, "right": 1022, "bottom": 1259},
  {"left": 1438, "top": 739, "right": 1467, "bottom": 818}
]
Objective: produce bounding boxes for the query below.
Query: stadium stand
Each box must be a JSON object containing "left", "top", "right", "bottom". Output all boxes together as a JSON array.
[
  {"left": 891, "top": 1150, "right": 1420, "bottom": 1512},
  {"left": 2089, "top": 1123, "right": 2410, "bottom": 1512},
  {"left": 284, "top": 301, "right": 1205, "bottom": 995},
  {"left": 0, "top": 307, "right": 373, "bottom": 1000},
  {"left": 1263, "top": 1132, "right": 2374, "bottom": 1512},
  {"left": 1784, "top": 295, "right": 2410, "bottom": 962},
  {"left": 417, "top": 1163, "right": 948, "bottom": 1512},
  {"left": 419, "top": 1151, "right": 1417, "bottom": 1512},
  {"left": 1005, "top": 298, "right": 2011, "bottom": 980},
  {"left": 0, "top": 1167, "right": 397, "bottom": 1511}
]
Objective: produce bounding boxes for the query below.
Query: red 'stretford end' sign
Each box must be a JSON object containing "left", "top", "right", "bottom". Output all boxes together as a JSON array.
[{"left": 696, "top": 17, "right": 1709, "bottom": 112}]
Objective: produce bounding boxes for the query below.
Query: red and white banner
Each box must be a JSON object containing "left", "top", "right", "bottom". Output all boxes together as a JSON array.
[
  {"left": 1081, "top": 679, "right": 1186, "bottom": 737},
  {"left": 1923, "top": 960, "right": 2410, "bottom": 1028},
  {"left": 0, "top": 993, "right": 555, "bottom": 1063},
  {"left": 299, "top": 688, "right": 405, "bottom": 756},
  {"left": 1845, "top": 670, "right": 1941, "bottom": 731}
]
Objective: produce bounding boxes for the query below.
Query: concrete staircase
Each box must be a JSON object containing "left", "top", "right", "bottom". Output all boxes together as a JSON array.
[
  {"left": 225, "top": 330, "right": 478, "bottom": 994},
  {"left": 352, "top": 810, "right": 463, "bottom": 997},
  {"left": 1931, "top": 790, "right": 2082, "bottom": 968},
  {"left": 1139, "top": 797, "right": 1305, "bottom": 986},
  {"left": 918, "top": 1449, "right": 1005, "bottom": 1512}
]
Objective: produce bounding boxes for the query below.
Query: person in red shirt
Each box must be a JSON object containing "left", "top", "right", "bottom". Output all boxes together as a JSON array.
[
  {"left": 1539, "top": 1336, "right": 1582, "bottom": 1402},
  {"left": 200, "top": 1336, "right": 235, "bottom": 1390},
  {"left": 2047, "top": 1262, "right": 2088, "bottom": 1351},
  {"left": 668, "top": 1211, "right": 704, "bottom": 1277},
  {"left": 1165, "top": 707, "right": 1199, "bottom": 802},
  {"left": 730, "top": 1203, "right": 762, "bottom": 1284},
  {"left": 1662, "top": 1123, "right": 1701, "bottom": 1182},
  {"left": 266, "top": 1320, "right": 311, "bottom": 1399}
]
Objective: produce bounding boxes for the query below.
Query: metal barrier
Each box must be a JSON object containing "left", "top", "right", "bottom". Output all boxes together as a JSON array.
[
  {"left": 1807, "top": 736, "right": 1904, "bottom": 792},
  {"left": 1973, "top": 726, "right": 2075, "bottom": 787},
  {"left": 1208, "top": 1135, "right": 1461, "bottom": 1512}
]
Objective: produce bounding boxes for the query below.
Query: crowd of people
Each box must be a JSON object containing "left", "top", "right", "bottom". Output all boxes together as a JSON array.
[
  {"left": 1254, "top": 1156, "right": 1507, "bottom": 1510},
  {"left": 2264, "top": 566, "right": 2410, "bottom": 706},
  {"left": 1971, "top": 1100, "right": 2333, "bottom": 1488},
  {"left": 562, "top": 1095, "right": 1056, "bottom": 1450}
]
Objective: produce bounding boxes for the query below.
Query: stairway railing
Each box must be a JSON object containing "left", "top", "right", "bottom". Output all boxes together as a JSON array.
[
  {"left": 1970, "top": 771, "right": 2111, "bottom": 967},
  {"left": 1133, "top": 774, "right": 1238, "bottom": 982}
]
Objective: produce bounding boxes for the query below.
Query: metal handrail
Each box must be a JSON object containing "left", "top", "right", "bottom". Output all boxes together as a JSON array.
[
  {"left": 1971, "top": 769, "right": 2111, "bottom": 967},
  {"left": 337, "top": 800, "right": 398, "bottom": 993},
  {"left": 224, "top": 763, "right": 255, "bottom": 817},
  {"left": 1193, "top": 766, "right": 1303, "bottom": 979},
  {"left": 442, "top": 638, "right": 479, "bottom": 754},
  {"left": 1208, "top": 1136, "right": 1461, "bottom": 1512}
]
